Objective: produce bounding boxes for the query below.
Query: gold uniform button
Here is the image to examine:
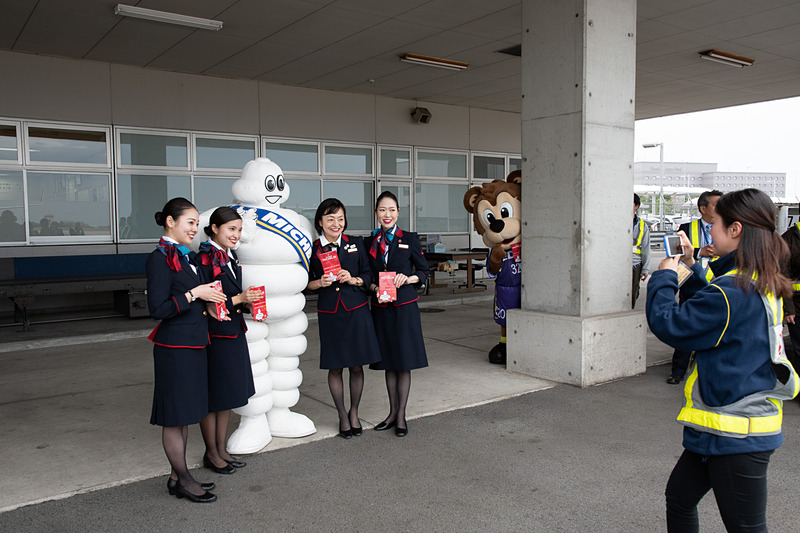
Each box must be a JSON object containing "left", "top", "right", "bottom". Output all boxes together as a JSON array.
[
  {"left": 203, "top": 311, "right": 208, "bottom": 316},
  {"left": 236, "top": 309, "right": 242, "bottom": 314},
  {"left": 335, "top": 287, "right": 340, "bottom": 292}
]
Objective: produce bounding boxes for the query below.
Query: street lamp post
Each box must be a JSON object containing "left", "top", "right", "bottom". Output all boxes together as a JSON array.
[{"left": 643, "top": 143, "right": 664, "bottom": 230}]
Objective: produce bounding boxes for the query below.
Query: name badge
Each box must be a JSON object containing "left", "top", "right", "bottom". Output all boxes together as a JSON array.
[{"left": 399, "top": 243, "right": 409, "bottom": 249}]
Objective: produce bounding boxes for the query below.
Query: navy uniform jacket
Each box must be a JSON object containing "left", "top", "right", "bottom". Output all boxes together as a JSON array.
[
  {"left": 197, "top": 248, "right": 248, "bottom": 338},
  {"left": 646, "top": 252, "right": 782, "bottom": 455},
  {"left": 146, "top": 249, "right": 210, "bottom": 348},
  {"left": 365, "top": 229, "right": 429, "bottom": 307},
  {"left": 308, "top": 235, "right": 373, "bottom": 313}
]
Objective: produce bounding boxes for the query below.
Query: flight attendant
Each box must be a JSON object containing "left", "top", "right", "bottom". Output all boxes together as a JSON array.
[
  {"left": 146, "top": 197, "right": 227, "bottom": 503},
  {"left": 307, "top": 198, "right": 380, "bottom": 439},
  {"left": 197, "top": 207, "right": 259, "bottom": 474},
  {"left": 366, "top": 191, "right": 429, "bottom": 437}
]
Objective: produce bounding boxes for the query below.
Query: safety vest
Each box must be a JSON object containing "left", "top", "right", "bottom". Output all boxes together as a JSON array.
[
  {"left": 677, "top": 270, "right": 800, "bottom": 438},
  {"left": 793, "top": 223, "right": 800, "bottom": 292},
  {"left": 633, "top": 217, "right": 646, "bottom": 255},
  {"left": 688, "top": 219, "right": 716, "bottom": 282}
]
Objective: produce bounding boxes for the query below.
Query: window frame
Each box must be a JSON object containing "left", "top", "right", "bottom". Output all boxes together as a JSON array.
[
  {"left": 115, "top": 127, "right": 191, "bottom": 172},
  {"left": 25, "top": 121, "right": 112, "bottom": 169}
]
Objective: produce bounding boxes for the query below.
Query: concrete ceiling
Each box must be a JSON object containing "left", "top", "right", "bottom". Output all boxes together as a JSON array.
[{"left": 2, "top": 0, "right": 800, "bottom": 119}]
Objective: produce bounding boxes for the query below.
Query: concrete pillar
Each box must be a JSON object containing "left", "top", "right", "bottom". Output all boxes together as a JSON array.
[{"left": 508, "top": 0, "right": 645, "bottom": 387}]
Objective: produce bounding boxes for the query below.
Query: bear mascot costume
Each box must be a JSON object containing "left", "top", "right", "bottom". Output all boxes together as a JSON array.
[{"left": 463, "top": 170, "right": 522, "bottom": 364}]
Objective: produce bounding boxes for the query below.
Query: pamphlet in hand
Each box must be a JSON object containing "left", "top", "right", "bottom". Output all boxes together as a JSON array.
[
  {"left": 319, "top": 250, "right": 341, "bottom": 278},
  {"left": 378, "top": 271, "right": 397, "bottom": 303},
  {"left": 511, "top": 242, "right": 521, "bottom": 263},
  {"left": 212, "top": 280, "right": 228, "bottom": 320},
  {"left": 251, "top": 285, "right": 267, "bottom": 321}
]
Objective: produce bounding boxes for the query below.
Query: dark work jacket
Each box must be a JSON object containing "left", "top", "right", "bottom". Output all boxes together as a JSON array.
[
  {"left": 146, "top": 248, "right": 210, "bottom": 349},
  {"left": 365, "top": 229, "right": 429, "bottom": 307},
  {"left": 308, "top": 234, "right": 373, "bottom": 313},
  {"left": 646, "top": 252, "right": 782, "bottom": 455},
  {"left": 197, "top": 247, "right": 248, "bottom": 338}
]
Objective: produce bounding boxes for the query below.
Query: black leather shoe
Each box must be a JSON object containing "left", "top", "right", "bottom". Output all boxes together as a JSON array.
[
  {"left": 339, "top": 428, "right": 353, "bottom": 439},
  {"left": 351, "top": 425, "right": 363, "bottom": 436},
  {"left": 374, "top": 420, "right": 395, "bottom": 431},
  {"left": 225, "top": 459, "right": 246, "bottom": 469},
  {"left": 666, "top": 374, "right": 684, "bottom": 385},
  {"left": 203, "top": 454, "right": 236, "bottom": 474},
  {"left": 175, "top": 481, "right": 217, "bottom": 503},
  {"left": 168, "top": 478, "right": 214, "bottom": 495},
  {"left": 395, "top": 425, "right": 408, "bottom": 437}
]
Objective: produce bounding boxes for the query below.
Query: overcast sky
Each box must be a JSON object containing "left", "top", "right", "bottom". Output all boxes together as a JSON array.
[{"left": 633, "top": 95, "right": 800, "bottom": 196}]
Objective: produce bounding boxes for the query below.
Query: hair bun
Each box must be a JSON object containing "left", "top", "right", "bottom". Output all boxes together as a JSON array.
[
  {"left": 204, "top": 224, "right": 213, "bottom": 236},
  {"left": 154, "top": 211, "right": 165, "bottom": 226}
]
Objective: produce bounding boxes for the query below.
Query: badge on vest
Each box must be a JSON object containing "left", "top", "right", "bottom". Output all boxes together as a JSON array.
[
  {"left": 399, "top": 243, "right": 409, "bottom": 249},
  {"left": 345, "top": 243, "right": 358, "bottom": 253}
]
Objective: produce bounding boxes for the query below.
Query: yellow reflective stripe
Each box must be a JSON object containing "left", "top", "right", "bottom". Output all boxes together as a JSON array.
[
  {"left": 708, "top": 284, "right": 731, "bottom": 347},
  {"left": 633, "top": 218, "right": 645, "bottom": 254},
  {"left": 705, "top": 268, "right": 714, "bottom": 282},
  {"left": 689, "top": 220, "right": 701, "bottom": 248},
  {"left": 678, "top": 404, "right": 783, "bottom": 435},
  {"left": 793, "top": 283, "right": 800, "bottom": 292}
]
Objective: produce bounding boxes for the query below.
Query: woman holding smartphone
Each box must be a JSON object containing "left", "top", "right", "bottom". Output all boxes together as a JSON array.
[
  {"left": 306, "top": 198, "right": 380, "bottom": 438},
  {"left": 197, "top": 206, "right": 260, "bottom": 474},
  {"left": 366, "top": 191, "right": 429, "bottom": 437},
  {"left": 147, "top": 197, "right": 227, "bottom": 503},
  {"left": 647, "top": 188, "right": 798, "bottom": 532}
]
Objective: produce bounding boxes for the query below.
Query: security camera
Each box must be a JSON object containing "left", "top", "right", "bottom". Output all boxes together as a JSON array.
[{"left": 411, "top": 107, "right": 432, "bottom": 124}]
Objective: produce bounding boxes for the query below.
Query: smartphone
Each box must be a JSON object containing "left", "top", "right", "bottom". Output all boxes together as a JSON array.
[{"left": 664, "top": 235, "right": 683, "bottom": 257}]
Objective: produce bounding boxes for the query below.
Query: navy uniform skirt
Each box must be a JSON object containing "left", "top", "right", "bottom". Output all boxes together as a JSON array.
[
  {"left": 370, "top": 301, "right": 428, "bottom": 371},
  {"left": 319, "top": 304, "right": 381, "bottom": 369},
  {"left": 207, "top": 334, "right": 256, "bottom": 412},
  {"left": 150, "top": 345, "right": 209, "bottom": 427}
]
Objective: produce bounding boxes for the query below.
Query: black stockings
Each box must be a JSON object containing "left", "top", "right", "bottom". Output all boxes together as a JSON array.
[
  {"left": 328, "top": 366, "right": 365, "bottom": 430},
  {"left": 200, "top": 410, "right": 233, "bottom": 468},
  {"left": 163, "top": 426, "right": 203, "bottom": 495},
  {"left": 383, "top": 370, "right": 411, "bottom": 429}
]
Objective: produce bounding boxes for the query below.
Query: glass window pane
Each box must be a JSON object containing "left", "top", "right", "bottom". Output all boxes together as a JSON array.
[
  {"left": 117, "top": 174, "right": 191, "bottom": 240},
  {"left": 380, "top": 185, "right": 411, "bottom": 228},
  {"left": 265, "top": 142, "right": 318, "bottom": 173},
  {"left": 0, "top": 170, "right": 25, "bottom": 242},
  {"left": 281, "top": 178, "right": 321, "bottom": 222},
  {"left": 415, "top": 183, "right": 468, "bottom": 233},
  {"left": 509, "top": 158, "right": 522, "bottom": 172},
  {"left": 380, "top": 148, "right": 410, "bottom": 176},
  {"left": 28, "top": 127, "right": 107, "bottom": 165},
  {"left": 473, "top": 155, "right": 505, "bottom": 181},
  {"left": 0, "top": 125, "right": 18, "bottom": 162},
  {"left": 26, "top": 172, "right": 111, "bottom": 240},
  {"left": 196, "top": 137, "right": 256, "bottom": 170},
  {"left": 194, "top": 177, "right": 236, "bottom": 213},
  {"left": 323, "top": 181, "right": 373, "bottom": 231},
  {"left": 417, "top": 151, "right": 466, "bottom": 178},
  {"left": 119, "top": 133, "right": 188, "bottom": 167},
  {"left": 325, "top": 145, "right": 372, "bottom": 174}
]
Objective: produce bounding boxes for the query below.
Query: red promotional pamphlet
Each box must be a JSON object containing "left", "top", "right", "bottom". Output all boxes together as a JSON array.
[
  {"left": 378, "top": 271, "right": 397, "bottom": 303},
  {"left": 251, "top": 285, "right": 267, "bottom": 321},
  {"left": 319, "top": 250, "right": 341, "bottom": 277},
  {"left": 511, "top": 242, "right": 521, "bottom": 262},
  {"left": 212, "top": 280, "right": 228, "bottom": 320}
]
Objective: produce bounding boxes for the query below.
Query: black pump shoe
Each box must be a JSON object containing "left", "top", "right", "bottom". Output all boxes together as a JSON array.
[
  {"left": 203, "top": 454, "right": 236, "bottom": 474},
  {"left": 167, "top": 478, "right": 215, "bottom": 495},
  {"left": 225, "top": 458, "right": 246, "bottom": 469},
  {"left": 395, "top": 421, "right": 408, "bottom": 437},
  {"left": 339, "top": 428, "right": 353, "bottom": 439},
  {"left": 374, "top": 420, "right": 395, "bottom": 431},
  {"left": 175, "top": 480, "right": 217, "bottom": 503}
]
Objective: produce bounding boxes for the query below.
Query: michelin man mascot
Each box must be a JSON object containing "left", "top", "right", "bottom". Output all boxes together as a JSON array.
[
  {"left": 194, "top": 158, "right": 316, "bottom": 453},
  {"left": 463, "top": 170, "right": 522, "bottom": 365}
]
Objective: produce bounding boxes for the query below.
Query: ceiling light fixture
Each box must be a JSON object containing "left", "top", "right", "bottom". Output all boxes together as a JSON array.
[
  {"left": 698, "top": 49, "right": 754, "bottom": 68},
  {"left": 114, "top": 4, "right": 223, "bottom": 31},
  {"left": 399, "top": 53, "right": 469, "bottom": 71}
]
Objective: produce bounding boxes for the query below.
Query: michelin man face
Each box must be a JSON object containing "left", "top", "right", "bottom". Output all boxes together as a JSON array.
[{"left": 231, "top": 158, "right": 291, "bottom": 208}]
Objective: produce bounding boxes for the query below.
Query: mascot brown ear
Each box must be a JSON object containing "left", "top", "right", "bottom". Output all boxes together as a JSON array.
[
  {"left": 463, "top": 187, "right": 483, "bottom": 214},
  {"left": 507, "top": 169, "right": 522, "bottom": 185}
]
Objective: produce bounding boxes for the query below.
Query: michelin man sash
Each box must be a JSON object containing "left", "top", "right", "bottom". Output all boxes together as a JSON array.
[{"left": 230, "top": 205, "right": 312, "bottom": 273}]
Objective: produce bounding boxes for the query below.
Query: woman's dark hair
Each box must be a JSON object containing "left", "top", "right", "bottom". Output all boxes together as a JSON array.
[
  {"left": 154, "top": 197, "right": 195, "bottom": 227},
  {"left": 314, "top": 198, "right": 347, "bottom": 235},
  {"left": 714, "top": 188, "right": 791, "bottom": 298},
  {"left": 204, "top": 206, "right": 242, "bottom": 236},
  {"left": 375, "top": 190, "right": 399, "bottom": 211}
]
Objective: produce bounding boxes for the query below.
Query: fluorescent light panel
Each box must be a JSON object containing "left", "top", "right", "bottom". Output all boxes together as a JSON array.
[
  {"left": 399, "top": 53, "right": 469, "bottom": 71},
  {"left": 114, "top": 4, "right": 223, "bottom": 31},
  {"left": 698, "top": 49, "right": 754, "bottom": 68}
]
